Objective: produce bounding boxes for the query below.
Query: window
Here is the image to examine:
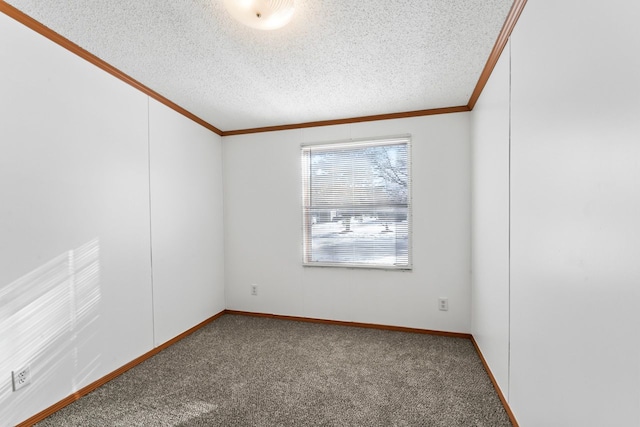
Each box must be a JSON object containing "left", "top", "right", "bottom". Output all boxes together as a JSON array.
[{"left": 301, "top": 136, "right": 411, "bottom": 269}]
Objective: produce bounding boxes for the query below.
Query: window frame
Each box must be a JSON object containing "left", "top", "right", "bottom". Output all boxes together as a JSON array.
[{"left": 301, "top": 135, "right": 413, "bottom": 270}]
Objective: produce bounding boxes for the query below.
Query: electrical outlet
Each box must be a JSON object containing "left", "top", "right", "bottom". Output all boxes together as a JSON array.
[
  {"left": 251, "top": 284, "right": 258, "bottom": 296},
  {"left": 438, "top": 298, "right": 449, "bottom": 311},
  {"left": 12, "top": 366, "right": 31, "bottom": 391}
]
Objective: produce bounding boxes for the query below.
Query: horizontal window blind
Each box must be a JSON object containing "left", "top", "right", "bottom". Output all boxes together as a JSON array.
[{"left": 301, "top": 136, "right": 411, "bottom": 269}]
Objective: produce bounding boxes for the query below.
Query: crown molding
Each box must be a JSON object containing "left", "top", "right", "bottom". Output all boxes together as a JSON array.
[
  {"left": 467, "top": 0, "right": 528, "bottom": 110},
  {"left": 1, "top": 0, "right": 527, "bottom": 136},
  {"left": 222, "top": 105, "right": 470, "bottom": 136},
  {"left": 0, "top": 1, "right": 223, "bottom": 136}
]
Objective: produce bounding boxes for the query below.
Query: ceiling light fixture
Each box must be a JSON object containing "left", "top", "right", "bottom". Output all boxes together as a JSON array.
[{"left": 224, "top": 0, "right": 295, "bottom": 30}]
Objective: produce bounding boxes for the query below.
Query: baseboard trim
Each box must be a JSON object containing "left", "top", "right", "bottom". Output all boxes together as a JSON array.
[
  {"left": 18, "top": 310, "right": 518, "bottom": 427},
  {"left": 228, "top": 310, "right": 518, "bottom": 426},
  {"left": 470, "top": 337, "right": 519, "bottom": 427},
  {"left": 16, "top": 310, "right": 225, "bottom": 427},
  {"left": 224, "top": 310, "right": 472, "bottom": 339}
]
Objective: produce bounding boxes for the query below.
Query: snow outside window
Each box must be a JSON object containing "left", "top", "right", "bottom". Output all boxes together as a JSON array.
[{"left": 301, "top": 136, "right": 412, "bottom": 269}]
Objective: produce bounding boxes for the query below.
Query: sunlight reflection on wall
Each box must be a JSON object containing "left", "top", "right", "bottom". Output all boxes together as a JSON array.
[{"left": 0, "top": 239, "right": 101, "bottom": 421}]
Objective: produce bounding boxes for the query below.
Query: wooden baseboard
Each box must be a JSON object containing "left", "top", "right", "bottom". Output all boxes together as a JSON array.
[
  {"left": 229, "top": 310, "right": 519, "bottom": 426},
  {"left": 470, "top": 337, "right": 519, "bottom": 427},
  {"left": 16, "top": 310, "right": 225, "bottom": 427},
  {"left": 224, "top": 309, "right": 472, "bottom": 339},
  {"left": 18, "top": 309, "right": 517, "bottom": 427}
]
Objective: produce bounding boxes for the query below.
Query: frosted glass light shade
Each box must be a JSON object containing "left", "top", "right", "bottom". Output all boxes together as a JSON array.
[{"left": 224, "top": 0, "right": 295, "bottom": 30}]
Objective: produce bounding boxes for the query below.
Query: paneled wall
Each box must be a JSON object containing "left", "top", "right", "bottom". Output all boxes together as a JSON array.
[
  {"left": 472, "top": 1, "right": 640, "bottom": 425},
  {"left": 149, "top": 99, "right": 225, "bottom": 346},
  {"left": 0, "top": 12, "right": 224, "bottom": 426},
  {"left": 6, "top": 0, "right": 640, "bottom": 425},
  {"left": 471, "top": 40, "right": 511, "bottom": 396}
]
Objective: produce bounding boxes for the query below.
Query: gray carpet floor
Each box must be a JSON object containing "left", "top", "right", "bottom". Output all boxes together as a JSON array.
[{"left": 36, "top": 314, "right": 511, "bottom": 426}]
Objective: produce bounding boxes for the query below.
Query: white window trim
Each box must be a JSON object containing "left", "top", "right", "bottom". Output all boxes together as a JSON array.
[{"left": 301, "top": 134, "right": 413, "bottom": 270}]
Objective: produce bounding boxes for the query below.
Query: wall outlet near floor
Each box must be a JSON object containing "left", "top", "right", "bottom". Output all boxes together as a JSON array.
[
  {"left": 438, "top": 298, "right": 449, "bottom": 311},
  {"left": 251, "top": 284, "right": 258, "bottom": 296},
  {"left": 12, "top": 366, "right": 31, "bottom": 391}
]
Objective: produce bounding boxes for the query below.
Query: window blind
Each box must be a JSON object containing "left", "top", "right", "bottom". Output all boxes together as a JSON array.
[{"left": 301, "top": 136, "right": 411, "bottom": 269}]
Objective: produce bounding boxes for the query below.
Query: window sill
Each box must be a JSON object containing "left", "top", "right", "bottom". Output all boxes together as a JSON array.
[{"left": 302, "top": 262, "right": 412, "bottom": 271}]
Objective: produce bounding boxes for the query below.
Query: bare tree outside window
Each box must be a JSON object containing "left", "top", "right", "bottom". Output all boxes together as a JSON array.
[{"left": 302, "top": 137, "right": 411, "bottom": 269}]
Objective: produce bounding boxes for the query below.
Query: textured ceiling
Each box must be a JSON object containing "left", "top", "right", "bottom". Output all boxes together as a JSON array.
[{"left": 5, "top": 0, "right": 514, "bottom": 132}]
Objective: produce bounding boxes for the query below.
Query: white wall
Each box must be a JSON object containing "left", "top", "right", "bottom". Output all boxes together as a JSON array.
[
  {"left": 470, "top": 40, "right": 510, "bottom": 396},
  {"left": 472, "top": 1, "right": 640, "bottom": 425},
  {"left": 509, "top": 1, "right": 640, "bottom": 425},
  {"left": 149, "top": 99, "right": 225, "bottom": 346},
  {"left": 0, "top": 12, "right": 152, "bottom": 425},
  {"left": 0, "top": 12, "right": 224, "bottom": 426},
  {"left": 7, "top": 0, "right": 640, "bottom": 425},
  {"left": 223, "top": 114, "right": 472, "bottom": 333}
]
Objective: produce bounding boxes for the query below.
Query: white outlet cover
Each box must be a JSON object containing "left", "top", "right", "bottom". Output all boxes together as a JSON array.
[{"left": 12, "top": 366, "right": 31, "bottom": 391}]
